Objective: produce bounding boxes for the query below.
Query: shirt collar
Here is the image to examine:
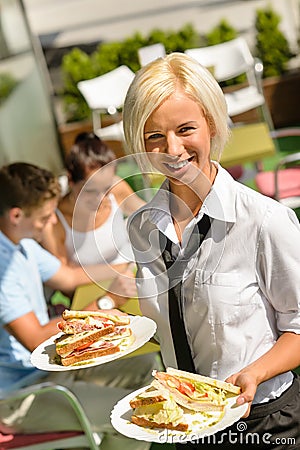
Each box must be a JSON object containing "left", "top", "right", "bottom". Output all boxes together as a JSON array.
[
  {"left": 137, "top": 163, "right": 237, "bottom": 231},
  {"left": 0, "top": 231, "right": 27, "bottom": 257},
  {"left": 139, "top": 181, "right": 175, "bottom": 239},
  {"left": 201, "top": 164, "right": 237, "bottom": 223}
]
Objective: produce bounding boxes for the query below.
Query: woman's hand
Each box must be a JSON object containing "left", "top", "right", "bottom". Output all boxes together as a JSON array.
[
  {"left": 106, "top": 264, "right": 137, "bottom": 308},
  {"left": 226, "top": 333, "right": 300, "bottom": 417},
  {"left": 225, "top": 370, "right": 259, "bottom": 417}
]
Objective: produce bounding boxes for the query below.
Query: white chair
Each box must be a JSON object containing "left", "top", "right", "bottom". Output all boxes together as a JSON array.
[
  {"left": 138, "top": 43, "right": 166, "bottom": 67},
  {"left": 77, "top": 65, "right": 135, "bottom": 141},
  {"left": 0, "top": 382, "right": 102, "bottom": 450},
  {"left": 58, "top": 173, "right": 69, "bottom": 197},
  {"left": 185, "top": 37, "right": 274, "bottom": 130}
]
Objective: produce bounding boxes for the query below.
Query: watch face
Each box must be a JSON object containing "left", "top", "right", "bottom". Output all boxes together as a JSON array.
[{"left": 98, "top": 296, "right": 114, "bottom": 310}]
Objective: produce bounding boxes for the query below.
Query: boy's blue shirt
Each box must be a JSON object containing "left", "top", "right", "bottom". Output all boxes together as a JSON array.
[{"left": 0, "top": 233, "right": 60, "bottom": 394}]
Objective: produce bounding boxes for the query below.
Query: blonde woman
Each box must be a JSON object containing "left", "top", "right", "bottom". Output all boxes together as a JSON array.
[{"left": 123, "top": 52, "right": 300, "bottom": 448}]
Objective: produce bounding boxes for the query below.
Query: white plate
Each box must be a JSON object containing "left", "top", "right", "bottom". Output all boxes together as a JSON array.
[
  {"left": 30, "top": 316, "right": 156, "bottom": 371},
  {"left": 111, "top": 385, "right": 248, "bottom": 444}
]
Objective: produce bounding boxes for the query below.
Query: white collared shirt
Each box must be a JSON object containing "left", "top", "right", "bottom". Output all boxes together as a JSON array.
[{"left": 127, "top": 165, "right": 300, "bottom": 403}]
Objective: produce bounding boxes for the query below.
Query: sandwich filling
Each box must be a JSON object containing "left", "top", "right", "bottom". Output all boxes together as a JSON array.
[
  {"left": 57, "top": 316, "right": 114, "bottom": 334},
  {"left": 134, "top": 397, "right": 186, "bottom": 428},
  {"left": 153, "top": 372, "right": 227, "bottom": 411}
]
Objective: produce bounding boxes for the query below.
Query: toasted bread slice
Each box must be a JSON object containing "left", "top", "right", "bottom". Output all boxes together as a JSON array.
[
  {"left": 130, "top": 395, "right": 167, "bottom": 409},
  {"left": 131, "top": 415, "right": 188, "bottom": 432},
  {"left": 62, "top": 309, "right": 130, "bottom": 325},
  {"left": 130, "top": 388, "right": 169, "bottom": 409},
  {"left": 55, "top": 325, "right": 115, "bottom": 357},
  {"left": 102, "top": 326, "right": 132, "bottom": 341},
  {"left": 60, "top": 341, "right": 119, "bottom": 366},
  {"left": 166, "top": 367, "right": 241, "bottom": 395}
]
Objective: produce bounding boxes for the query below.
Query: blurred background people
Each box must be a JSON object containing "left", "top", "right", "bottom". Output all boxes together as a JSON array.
[
  {"left": 0, "top": 162, "right": 154, "bottom": 450},
  {"left": 42, "top": 132, "right": 145, "bottom": 304}
]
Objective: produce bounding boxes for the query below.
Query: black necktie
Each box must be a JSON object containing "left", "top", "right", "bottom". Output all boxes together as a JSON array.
[{"left": 160, "top": 214, "right": 211, "bottom": 372}]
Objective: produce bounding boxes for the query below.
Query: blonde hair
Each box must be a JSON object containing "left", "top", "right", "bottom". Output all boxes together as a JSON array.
[{"left": 123, "top": 52, "right": 230, "bottom": 169}]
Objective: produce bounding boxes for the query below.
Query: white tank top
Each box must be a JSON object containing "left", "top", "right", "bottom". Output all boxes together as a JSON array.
[{"left": 56, "top": 194, "right": 134, "bottom": 266}]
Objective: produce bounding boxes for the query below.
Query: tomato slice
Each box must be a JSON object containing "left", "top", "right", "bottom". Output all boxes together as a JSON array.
[
  {"left": 75, "top": 342, "right": 91, "bottom": 351},
  {"left": 178, "top": 380, "right": 195, "bottom": 397}
]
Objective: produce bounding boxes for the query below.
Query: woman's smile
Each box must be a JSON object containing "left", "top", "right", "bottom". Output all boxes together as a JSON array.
[{"left": 144, "top": 88, "right": 214, "bottom": 186}]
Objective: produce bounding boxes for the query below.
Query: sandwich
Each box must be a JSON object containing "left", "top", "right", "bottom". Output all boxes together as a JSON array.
[
  {"left": 152, "top": 367, "right": 241, "bottom": 412},
  {"left": 55, "top": 310, "right": 134, "bottom": 366},
  {"left": 129, "top": 368, "right": 241, "bottom": 432}
]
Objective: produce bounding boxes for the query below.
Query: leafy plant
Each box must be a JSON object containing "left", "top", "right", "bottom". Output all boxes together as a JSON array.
[
  {"left": 255, "top": 6, "right": 294, "bottom": 78},
  {"left": 61, "top": 48, "right": 98, "bottom": 121},
  {"left": 149, "top": 23, "right": 201, "bottom": 53},
  {"left": 0, "top": 72, "right": 18, "bottom": 105},
  {"left": 205, "top": 19, "right": 238, "bottom": 46},
  {"left": 93, "top": 35, "right": 142, "bottom": 74}
]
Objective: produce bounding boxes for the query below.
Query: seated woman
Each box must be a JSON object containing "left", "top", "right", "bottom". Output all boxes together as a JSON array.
[{"left": 42, "top": 132, "right": 145, "bottom": 304}]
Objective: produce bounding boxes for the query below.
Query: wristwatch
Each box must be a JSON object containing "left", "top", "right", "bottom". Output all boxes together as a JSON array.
[{"left": 97, "top": 295, "right": 115, "bottom": 310}]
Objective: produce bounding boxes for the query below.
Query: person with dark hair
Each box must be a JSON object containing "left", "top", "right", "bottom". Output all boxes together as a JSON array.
[
  {"left": 123, "top": 52, "right": 300, "bottom": 448},
  {"left": 42, "top": 132, "right": 144, "bottom": 276},
  {"left": 0, "top": 162, "right": 152, "bottom": 450}
]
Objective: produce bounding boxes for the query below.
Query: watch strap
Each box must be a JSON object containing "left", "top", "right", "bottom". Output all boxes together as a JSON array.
[{"left": 97, "top": 295, "right": 115, "bottom": 310}]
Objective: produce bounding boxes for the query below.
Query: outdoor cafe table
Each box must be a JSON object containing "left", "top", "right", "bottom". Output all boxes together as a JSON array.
[{"left": 220, "top": 122, "right": 276, "bottom": 168}]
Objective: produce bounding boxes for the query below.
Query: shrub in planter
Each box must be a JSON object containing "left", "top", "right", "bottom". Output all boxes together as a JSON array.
[
  {"left": 62, "top": 48, "right": 99, "bottom": 122},
  {"left": 92, "top": 34, "right": 143, "bottom": 74},
  {"left": 255, "top": 6, "right": 294, "bottom": 77},
  {"left": 151, "top": 23, "right": 201, "bottom": 53},
  {"left": 205, "top": 19, "right": 238, "bottom": 46}
]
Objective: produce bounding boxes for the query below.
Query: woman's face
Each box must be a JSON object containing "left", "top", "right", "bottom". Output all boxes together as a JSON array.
[
  {"left": 72, "top": 165, "right": 115, "bottom": 212},
  {"left": 144, "top": 89, "right": 213, "bottom": 189}
]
